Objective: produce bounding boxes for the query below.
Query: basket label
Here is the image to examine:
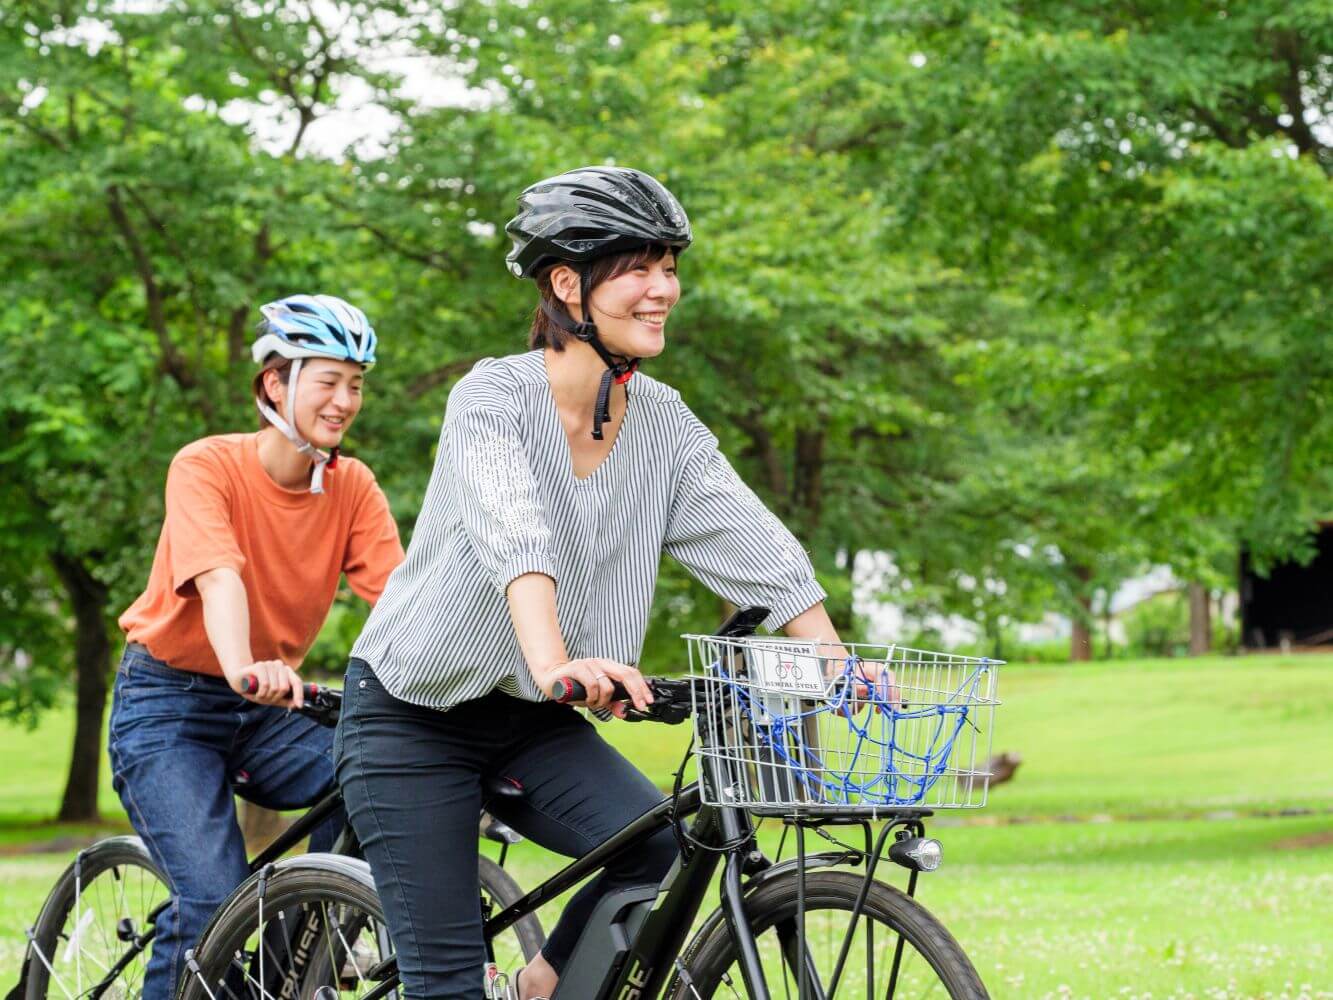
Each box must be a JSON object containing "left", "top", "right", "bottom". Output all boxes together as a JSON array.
[{"left": 746, "top": 639, "right": 826, "bottom": 696}]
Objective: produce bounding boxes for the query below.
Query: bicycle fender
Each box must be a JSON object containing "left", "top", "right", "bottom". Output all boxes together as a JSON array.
[{"left": 744, "top": 850, "right": 864, "bottom": 889}]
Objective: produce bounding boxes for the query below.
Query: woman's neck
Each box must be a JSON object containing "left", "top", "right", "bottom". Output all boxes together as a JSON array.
[
  {"left": 543, "top": 343, "right": 626, "bottom": 424},
  {"left": 256, "top": 425, "right": 315, "bottom": 490}
]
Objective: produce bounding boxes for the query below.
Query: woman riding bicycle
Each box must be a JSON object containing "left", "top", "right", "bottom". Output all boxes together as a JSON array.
[
  {"left": 335, "top": 167, "right": 866, "bottom": 1000},
  {"left": 110, "top": 295, "right": 404, "bottom": 1000}
]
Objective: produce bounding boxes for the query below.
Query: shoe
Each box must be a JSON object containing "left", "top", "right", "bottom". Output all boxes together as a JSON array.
[{"left": 514, "top": 967, "right": 551, "bottom": 1000}]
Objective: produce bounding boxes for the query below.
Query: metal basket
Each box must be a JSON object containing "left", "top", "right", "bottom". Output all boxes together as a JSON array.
[{"left": 684, "top": 634, "right": 1001, "bottom": 817}]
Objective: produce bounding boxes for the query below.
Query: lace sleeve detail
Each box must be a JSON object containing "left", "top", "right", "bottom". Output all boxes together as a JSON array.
[{"left": 446, "top": 395, "right": 556, "bottom": 591}]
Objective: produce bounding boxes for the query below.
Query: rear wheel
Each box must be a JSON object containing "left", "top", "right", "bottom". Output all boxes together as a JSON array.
[
  {"left": 177, "top": 856, "right": 544, "bottom": 1000},
  {"left": 668, "top": 870, "right": 988, "bottom": 999},
  {"left": 24, "top": 835, "right": 171, "bottom": 1000}
]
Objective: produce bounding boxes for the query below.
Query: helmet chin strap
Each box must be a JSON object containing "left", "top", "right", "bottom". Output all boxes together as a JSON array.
[
  {"left": 538, "top": 270, "right": 638, "bottom": 440},
  {"left": 254, "top": 358, "right": 337, "bottom": 494}
]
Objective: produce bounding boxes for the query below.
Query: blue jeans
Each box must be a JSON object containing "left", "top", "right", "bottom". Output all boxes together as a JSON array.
[
  {"left": 107, "top": 645, "right": 344, "bottom": 1000},
  {"left": 335, "top": 658, "right": 679, "bottom": 1000}
]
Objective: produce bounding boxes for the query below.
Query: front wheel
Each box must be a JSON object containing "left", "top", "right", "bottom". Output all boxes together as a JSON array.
[
  {"left": 668, "top": 870, "right": 988, "bottom": 999},
  {"left": 177, "top": 855, "right": 392, "bottom": 1000}
]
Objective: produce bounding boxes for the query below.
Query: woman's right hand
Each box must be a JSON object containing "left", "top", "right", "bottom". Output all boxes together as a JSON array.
[
  {"left": 226, "top": 659, "right": 305, "bottom": 708},
  {"left": 535, "top": 658, "right": 654, "bottom": 713}
]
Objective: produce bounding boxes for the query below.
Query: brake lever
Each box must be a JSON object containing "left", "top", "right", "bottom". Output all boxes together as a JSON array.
[
  {"left": 621, "top": 681, "right": 691, "bottom": 725},
  {"left": 301, "top": 689, "right": 341, "bottom": 728}
]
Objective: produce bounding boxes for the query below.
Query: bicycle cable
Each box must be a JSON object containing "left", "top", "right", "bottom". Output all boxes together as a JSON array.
[{"left": 669, "top": 733, "right": 758, "bottom": 857}]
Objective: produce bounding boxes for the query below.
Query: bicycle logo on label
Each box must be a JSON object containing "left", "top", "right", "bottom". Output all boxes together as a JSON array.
[{"left": 774, "top": 659, "right": 804, "bottom": 681}]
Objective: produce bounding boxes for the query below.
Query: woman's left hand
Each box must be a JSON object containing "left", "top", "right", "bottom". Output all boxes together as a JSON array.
[{"left": 844, "top": 656, "right": 899, "bottom": 714}]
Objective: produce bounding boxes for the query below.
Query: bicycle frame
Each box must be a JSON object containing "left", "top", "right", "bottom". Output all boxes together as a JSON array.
[{"left": 344, "top": 784, "right": 748, "bottom": 1000}]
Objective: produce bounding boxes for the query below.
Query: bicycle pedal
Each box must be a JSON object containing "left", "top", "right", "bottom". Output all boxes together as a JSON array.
[{"left": 339, "top": 938, "right": 379, "bottom": 987}]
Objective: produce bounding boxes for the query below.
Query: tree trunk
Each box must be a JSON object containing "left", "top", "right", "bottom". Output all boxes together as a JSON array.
[
  {"left": 1069, "top": 565, "right": 1093, "bottom": 662},
  {"left": 792, "top": 428, "right": 825, "bottom": 536},
  {"left": 1188, "top": 583, "right": 1211, "bottom": 655},
  {"left": 836, "top": 547, "right": 858, "bottom": 635},
  {"left": 50, "top": 552, "right": 112, "bottom": 822},
  {"left": 239, "top": 800, "right": 293, "bottom": 854}
]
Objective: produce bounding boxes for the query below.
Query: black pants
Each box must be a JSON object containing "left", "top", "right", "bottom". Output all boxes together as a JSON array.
[{"left": 334, "top": 659, "right": 679, "bottom": 999}]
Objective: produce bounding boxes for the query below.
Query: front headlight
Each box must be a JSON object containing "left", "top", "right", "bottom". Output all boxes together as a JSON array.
[{"left": 888, "top": 836, "right": 943, "bottom": 872}]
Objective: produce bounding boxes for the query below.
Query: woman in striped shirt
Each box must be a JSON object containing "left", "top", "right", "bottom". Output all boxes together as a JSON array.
[{"left": 335, "top": 167, "right": 859, "bottom": 999}]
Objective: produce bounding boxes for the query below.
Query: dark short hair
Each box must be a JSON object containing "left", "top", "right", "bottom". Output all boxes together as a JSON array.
[{"left": 529, "top": 243, "right": 676, "bottom": 351}]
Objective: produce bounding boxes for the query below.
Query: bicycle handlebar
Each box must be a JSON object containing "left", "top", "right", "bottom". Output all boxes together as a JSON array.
[
  {"left": 239, "top": 675, "right": 342, "bottom": 728},
  {"left": 553, "top": 676, "right": 694, "bottom": 725}
]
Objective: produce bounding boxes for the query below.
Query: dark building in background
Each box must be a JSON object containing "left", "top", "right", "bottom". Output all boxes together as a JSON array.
[{"left": 1240, "top": 527, "right": 1333, "bottom": 648}]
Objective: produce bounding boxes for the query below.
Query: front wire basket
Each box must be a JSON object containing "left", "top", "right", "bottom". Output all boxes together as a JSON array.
[{"left": 684, "top": 634, "right": 1002, "bottom": 817}]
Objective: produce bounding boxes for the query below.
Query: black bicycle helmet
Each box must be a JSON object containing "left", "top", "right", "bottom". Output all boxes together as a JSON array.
[
  {"left": 504, "top": 166, "right": 692, "bottom": 440},
  {"left": 505, "top": 166, "right": 692, "bottom": 279}
]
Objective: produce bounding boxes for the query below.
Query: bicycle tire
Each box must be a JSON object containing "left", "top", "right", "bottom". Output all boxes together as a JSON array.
[
  {"left": 667, "top": 869, "right": 988, "bottom": 999},
  {"left": 23, "top": 835, "right": 171, "bottom": 1000}
]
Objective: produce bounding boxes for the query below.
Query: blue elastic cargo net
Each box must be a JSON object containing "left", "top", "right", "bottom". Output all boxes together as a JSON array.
[{"left": 708, "top": 656, "right": 993, "bottom": 807}]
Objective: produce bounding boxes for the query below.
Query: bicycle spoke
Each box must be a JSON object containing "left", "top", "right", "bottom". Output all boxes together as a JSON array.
[
  {"left": 331, "top": 905, "right": 371, "bottom": 990},
  {"left": 231, "top": 950, "right": 280, "bottom": 1000},
  {"left": 866, "top": 917, "right": 873, "bottom": 997},
  {"left": 112, "top": 864, "right": 131, "bottom": 922}
]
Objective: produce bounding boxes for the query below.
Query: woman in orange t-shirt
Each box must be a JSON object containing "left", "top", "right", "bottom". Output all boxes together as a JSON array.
[{"left": 109, "top": 295, "right": 404, "bottom": 1000}]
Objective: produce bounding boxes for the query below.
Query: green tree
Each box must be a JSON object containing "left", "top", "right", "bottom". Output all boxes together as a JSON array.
[
  {"left": 0, "top": 0, "right": 397, "bottom": 818},
  {"left": 893, "top": 0, "right": 1333, "bottom": 584}
]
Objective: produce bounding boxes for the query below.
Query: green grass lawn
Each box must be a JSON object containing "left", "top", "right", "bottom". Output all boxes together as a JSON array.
[{"left": 2, "top": 653, "right": 1331, "bottom": 996}]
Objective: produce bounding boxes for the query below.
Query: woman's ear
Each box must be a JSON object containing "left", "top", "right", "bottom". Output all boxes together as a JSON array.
[
  {"left": 262, "top": 368, "right": 285, "bottom": 407},
  {"left": 549, "top": 264, "right": 582, "bottom": 310}
]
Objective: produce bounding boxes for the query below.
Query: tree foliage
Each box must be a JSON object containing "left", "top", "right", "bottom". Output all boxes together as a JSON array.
[{"left": 1, "top": 0, "right": 1328, "bottom": 812}]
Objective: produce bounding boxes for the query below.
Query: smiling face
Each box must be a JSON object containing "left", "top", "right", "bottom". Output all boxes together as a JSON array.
[
  {"left": 263, "top": 358, "right": 365, "bottom": 449},
  {"left": 586, "top": 253, "right": 680, "bottom": 358},
  {"left": 546, "top": 245, "right": 681, "bottom": 359}
]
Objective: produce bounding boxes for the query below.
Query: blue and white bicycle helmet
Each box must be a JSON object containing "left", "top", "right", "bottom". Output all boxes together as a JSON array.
[
  {"left": 251, "top": 294, "right": 377, "bottom": 368},
  {"left": 251, "top": 294, "right": 377, "bottom": 494}
]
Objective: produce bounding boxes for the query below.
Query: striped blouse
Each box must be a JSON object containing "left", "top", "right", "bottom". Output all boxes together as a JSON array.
[{"left": 352, "top": 350, "right": 826, "bottom": 710}]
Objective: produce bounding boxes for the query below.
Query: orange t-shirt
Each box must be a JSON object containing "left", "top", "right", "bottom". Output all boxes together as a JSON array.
[{"left": 119, "top": 433, "right": 405, "bottom": 676}]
